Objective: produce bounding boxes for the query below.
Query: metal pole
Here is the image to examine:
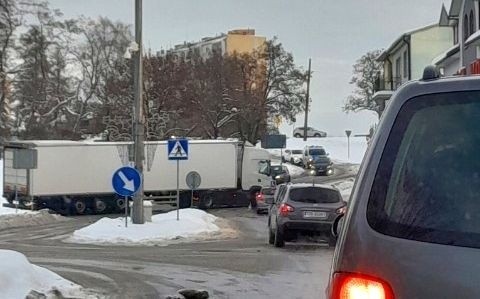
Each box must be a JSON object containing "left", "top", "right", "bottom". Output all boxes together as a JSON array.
[
  {"left": 347, "top": 136, "right": 350, "bottom": 160},
  {"left": 191, "top": 188, "right": 194, "bottom": 208},
  {"left": 125, "top": 196, "right": 128, "bottom": 227},
  {"left": 303, "top": 58, "right": 311, "bottom": 142},
  {"left": 280, "top": 148, "right": 283, "bottom": 166},
  {"left": 30, "top": 169, "right": 33, "bottom": 211},
  {"left": 176, "top": 160, "right": 180, "bottom": 221},
  {"left": 132, "top": 0, "right": 145, "bottom": 224},
  {"left": 15, "top": 169, "right": 18, "bottom": 213}
]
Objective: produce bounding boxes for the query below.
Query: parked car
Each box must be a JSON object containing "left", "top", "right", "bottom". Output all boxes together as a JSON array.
[
  {"left": 283, "top": 149, "right": 303, "bottom": 165},
  {"left": 302, "top": 146, "right": 333, "bottom": 175},
  {"left": 271, "top": 164, "right": 291, "bottom": 184},
  {"left": 267, "top": 183, "right": 346, "bottom": 248},
  {"left": 293, "top": 127, "right": 327, "bottom": 138},
  {"left": 327, "top": 70, "right": 480, "bottom": 298},
  {"left": 255, "top": 187, "right": 275, "bottom": 214}
]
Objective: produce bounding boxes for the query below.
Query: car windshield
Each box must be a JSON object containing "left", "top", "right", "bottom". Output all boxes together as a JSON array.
[
  {"left": 292, "top": 150, "right": 303, "bottom": 154},
  {"left": 309, "top": 149, "right": 326, "bottom": 156},
  {"left": 289, "top": 187, "right": 340, "bottom": 203}
]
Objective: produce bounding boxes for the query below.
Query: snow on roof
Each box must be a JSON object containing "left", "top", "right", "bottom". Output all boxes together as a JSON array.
[
  {"left": 466, "top": 30, "right": 480, "bottom": 45},
  {"left": 432, "top": 44, "right": 460, "bottom": 65}
]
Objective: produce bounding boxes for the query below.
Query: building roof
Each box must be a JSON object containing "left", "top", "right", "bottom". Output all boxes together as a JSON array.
[
  {"left": 449, "top": 0, "right": 462, "bottom": 18},
  {"left": 378, "top": 23, "right": 438, "bottom": 61},
  {"left": 432, "top": 44, "right": 460, "bottom": 65}
]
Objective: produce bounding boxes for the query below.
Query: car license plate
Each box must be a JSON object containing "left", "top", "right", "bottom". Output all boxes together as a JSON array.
[{"left": 303, "top": 211, "right": 327, "bottom": 219}]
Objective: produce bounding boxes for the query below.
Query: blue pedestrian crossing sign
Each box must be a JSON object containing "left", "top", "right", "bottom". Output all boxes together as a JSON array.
[
  {"left": 168, "top": 139, "right": 189, "bottom": 160},
  {"left": 112, "top": 166, "right": 141, "bottom": 196}
]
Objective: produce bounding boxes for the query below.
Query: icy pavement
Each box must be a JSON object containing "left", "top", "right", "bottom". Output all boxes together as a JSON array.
[
  {"left": 0, "top": 249, "right": 90, "bottom": 299},
  {"left": 330, "top": 177, "right": 355, "bottom": 201},
  {"left": 68, "top": 208, "right": 236, "bottom": 246}
]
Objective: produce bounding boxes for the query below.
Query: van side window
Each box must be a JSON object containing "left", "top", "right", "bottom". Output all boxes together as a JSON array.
[{"left": 367, "top": 91, "right": 480, "bottom": 249}]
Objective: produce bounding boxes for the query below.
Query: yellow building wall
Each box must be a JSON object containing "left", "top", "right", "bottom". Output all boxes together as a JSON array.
[{"left": 226, "top": 35, "right": 266, "bottom": 55}]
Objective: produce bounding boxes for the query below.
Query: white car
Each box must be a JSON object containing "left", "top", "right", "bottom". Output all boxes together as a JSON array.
[
  {"left": 282, "top": 149, "right": 303, "bottom": 165},
  {"left": 293, "top": 127, "right": 327, "bottom": 138}
]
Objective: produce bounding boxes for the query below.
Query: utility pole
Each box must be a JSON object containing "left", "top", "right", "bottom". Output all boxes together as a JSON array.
[
  {"left": 303, "top": 58, "right": 311, "bottom": 142},
  {"left": 132, "top": 0, "right": 145, "bottom": 224}
]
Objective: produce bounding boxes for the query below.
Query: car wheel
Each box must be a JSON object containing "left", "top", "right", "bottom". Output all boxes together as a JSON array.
[
  {"left": 294, "top": 133, "right": 302, "bottom": 138},
  {"left": 268, "top": 227, "right": 275, "bottom": 245},
  {"left": 274, "top": 226, "right": 285, "bottom": 247},
  {"left": 314, "top": 133, "right": 321, "bottom": 137},
  {"left": 115, "top": 197, "right": 126, "bottom": 211}
]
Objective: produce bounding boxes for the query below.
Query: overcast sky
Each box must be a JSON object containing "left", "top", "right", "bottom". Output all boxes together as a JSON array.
[{"left": 49, "top": 0, "right": 450, "bottom": 137}]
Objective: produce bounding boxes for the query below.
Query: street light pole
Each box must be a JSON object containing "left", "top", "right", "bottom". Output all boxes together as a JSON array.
[
  {"left": 303, "top": 58, "right": 311, "bottom": 142},
  {"left": 132, "top": 0, "right": 145, "bottom": 224}
]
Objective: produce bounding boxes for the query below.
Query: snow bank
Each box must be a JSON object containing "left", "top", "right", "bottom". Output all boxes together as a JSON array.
[
  {"left": 0, "top": 250, "right": 85, "bottom": 299},
  {"left": 282, "top": 163, "right": 305, "bottom": 177},
  {"left": 69, "top": 209, "right": 225, "bottom": 245},
  {"left": 260, "top": 137, "right": 368, "bottom": 165},
  {"left": 285, "top": 137, "right": 368, "bottom": 164}
]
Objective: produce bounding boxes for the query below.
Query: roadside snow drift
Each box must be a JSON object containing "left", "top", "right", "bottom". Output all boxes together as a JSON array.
[
  {"left": 0, "top": 250, "right": 84, "bottom": 299},
  {"left": 264, "top": 137, "right": 368, "bottom": 164},
  {"left": 69, "top": 209, "right": 225, "bottom": 245}
]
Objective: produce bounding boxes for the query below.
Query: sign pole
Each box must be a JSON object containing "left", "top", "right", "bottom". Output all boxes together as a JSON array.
[
  {"left": 15, "top": 169, "right": 18, "bottom": 213},
  {"left": 345, "top": 130, "right": 352, "bottom": 161},
  {"left": 176, "top": 160, "right": 180, "bottom": 221},
  {"left": 348, "top": 136, "right": 350, "bottom": 160},
  {"left": 125, "top": 196, "right": 128, "bottom": 228}
]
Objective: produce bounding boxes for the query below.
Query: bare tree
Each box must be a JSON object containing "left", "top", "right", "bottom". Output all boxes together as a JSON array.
[{"left": 344, "top": 49, "right": 383, "bottom": 117}]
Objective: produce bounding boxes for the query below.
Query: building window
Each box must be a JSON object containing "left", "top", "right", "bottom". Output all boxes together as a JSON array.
[
  {"left": 403, "top": 50, "right": 408, "bottom": 79},
  {"left": 395, "top": 57, "right": 402, "bottom": 88},
  {"left": 464, "top": 14, "right": 469, "bottom": 40},
  {"left": 470, "top": 10, "right": 475, "bottom": 37}
]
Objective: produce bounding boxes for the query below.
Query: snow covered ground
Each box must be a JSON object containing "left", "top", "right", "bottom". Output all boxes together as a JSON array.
[
  {"left": 68, "top": 208, "right": 234, "bottom": 246},
  {"left": 264, "top": 137, "right": 369, "bottom": 164},
  {"left": 0, "top": 250, "right": 88, "bottom": 299}
]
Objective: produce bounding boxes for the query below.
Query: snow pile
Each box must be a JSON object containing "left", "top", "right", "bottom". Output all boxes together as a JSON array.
[
  {"left": 0, "top": 250, "right": 85, "bottom": 299},
  {"left": 69, "top": 209, "right": 224, "bottom": 245},
  {"left": 0, "top": 210, "right": 68, "bottom": 230},
  {"left": 260, "top": 137, "right": 368, "bottom": 164},
  {"left": 331, "top": 178, "right": 355, "bottom": 201},
  {"left": 285, "top": 137, "right": 368, "bottom": 164},
  {"left": 283, "top": 163, "right": 305, "bottom": 177}
]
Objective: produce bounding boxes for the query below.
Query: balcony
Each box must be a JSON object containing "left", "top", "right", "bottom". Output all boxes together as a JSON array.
[{"left": 374, "top": 76, "right": 403, "bottom": 93}]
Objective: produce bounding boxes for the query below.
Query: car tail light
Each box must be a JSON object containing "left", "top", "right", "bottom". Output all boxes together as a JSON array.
[
  {"left": 330, "top": 272, "right": 394, "bottom": 299},
  {"left": 256, "top": 192, "right": 264, "bottom": 202},
  {"left": 336, "top": 206, "right": 347, "bottom": 214},
  {"left": 279, "top": 203, "right": 294, "bottom": 216}
]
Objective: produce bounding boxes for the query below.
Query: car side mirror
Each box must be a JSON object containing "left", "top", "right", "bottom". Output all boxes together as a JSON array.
[{"left": 265, "top": 197, "right": 274, "bottom": 204}]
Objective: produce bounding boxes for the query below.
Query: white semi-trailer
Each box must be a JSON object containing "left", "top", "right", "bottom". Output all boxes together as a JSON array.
[{"left": 2, "top": 140, "right": 273, "bottom": 214}]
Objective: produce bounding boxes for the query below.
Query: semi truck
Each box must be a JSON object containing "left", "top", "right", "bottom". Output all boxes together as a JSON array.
[{"left": 2, "top": 140, "right": 273, "bottom": 215}]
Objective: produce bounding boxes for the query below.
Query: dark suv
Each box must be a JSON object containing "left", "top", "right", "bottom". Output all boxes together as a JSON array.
[{"left": 267, "top": 183, "right": 346, "bottom": 247}]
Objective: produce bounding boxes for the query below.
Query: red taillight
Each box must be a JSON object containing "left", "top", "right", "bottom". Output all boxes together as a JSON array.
[
  {"left": 256, "top": 192, "right": 264, "bottom": 202},
  {"left": 330, "top": 272, "right": 394, "bottom": 299},
  {"left": 279, "top": 203, "right": 294, "bottom": 216}
]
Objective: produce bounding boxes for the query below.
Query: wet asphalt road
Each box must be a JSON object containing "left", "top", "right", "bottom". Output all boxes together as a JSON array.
[{"left": 0, "top": 163, "right": 357, "bottom": 299}]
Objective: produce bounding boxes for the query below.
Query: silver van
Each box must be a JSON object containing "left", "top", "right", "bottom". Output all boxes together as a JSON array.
[{"left": 328, "top": 69, "right": 480, "bottom": 299}]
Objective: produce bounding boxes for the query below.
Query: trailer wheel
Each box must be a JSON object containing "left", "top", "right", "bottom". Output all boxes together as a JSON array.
[
  {"left": 115, "top": 198, "right": 126, "bottom": 211},
  {"left": 73, "top": 199, "right": 87, "bottom": 215},
  {"left": 94, "top": 198, "right": 107, "bottom": 214},
  {"left": 200, "top": 194, "right": 214, "bottom": 210}
]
